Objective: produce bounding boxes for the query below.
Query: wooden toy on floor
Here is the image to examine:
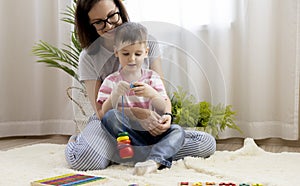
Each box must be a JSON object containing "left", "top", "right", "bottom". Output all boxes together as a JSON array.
[
  {"left": 219, "top": 182, "right": 236, "bottom": 186},
  {"left": 117, "top": 95, "right": 134, "bottom": 159},
  {"left": 31, "top": 173, "right": 107, "bottom": 186},
  {"left": 117, "top": 131, "right": 134, "bottom": 159},
  {"left": 178, "top": 182, "right": 262, "bottom": 186}
]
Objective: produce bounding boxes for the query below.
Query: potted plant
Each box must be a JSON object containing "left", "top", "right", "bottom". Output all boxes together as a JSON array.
[{"left": 170, "top": 86, "right": 242, "bottom": 138}]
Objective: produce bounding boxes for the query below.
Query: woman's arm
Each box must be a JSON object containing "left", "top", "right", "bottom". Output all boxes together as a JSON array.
[
  {"left": 84, "top": 80, "right": 104, "bottom": 119},
  {"left": 146, "top": 57, "right": 173, "bottom": 135},
  {"left": 150, "top": 57, "right": 172, "bottom": 114}
]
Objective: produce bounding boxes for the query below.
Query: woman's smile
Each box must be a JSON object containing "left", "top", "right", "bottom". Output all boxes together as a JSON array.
[
  {"left": 102, "top": 28, "right": 116, "bottom": 39},
  {"left": 127, "top": 63, "right": 136, "bottom": 67}
]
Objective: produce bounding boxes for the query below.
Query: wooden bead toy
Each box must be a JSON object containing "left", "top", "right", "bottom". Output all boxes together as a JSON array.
[
  {"left": 117, "top": 132, "right": 134, "bottom": 159},
  {"left": 192, "top": 182, "right": 203, "bottom": 186},
  {"left": 178, "top": 182, "right": 261, "bottom": 186},
  {"left": 219, "top": 183, "right": 236, "bottom": 186},
  {"left": 205, "top": 182, "right": 216, "bottom": 185},
  {"left": 179, "top": 182, "right": 189, "bottom": 186}
]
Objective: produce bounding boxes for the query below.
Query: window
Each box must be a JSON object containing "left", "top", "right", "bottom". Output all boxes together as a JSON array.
[{"left": 124, "top": 0, "right": 234, "bottom": 32}]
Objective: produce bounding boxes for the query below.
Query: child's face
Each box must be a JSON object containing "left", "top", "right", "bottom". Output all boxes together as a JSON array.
[{"left": 115, "top": 42, "right": 148, "bottom": 72}]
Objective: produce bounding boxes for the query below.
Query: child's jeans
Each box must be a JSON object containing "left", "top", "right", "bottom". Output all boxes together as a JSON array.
[{"left": 101, "top": 109, "right": 185, "bottom": 168}]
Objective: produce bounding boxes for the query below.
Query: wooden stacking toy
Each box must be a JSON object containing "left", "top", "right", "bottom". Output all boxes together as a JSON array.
[{"left": 117, "top": 132, "right": 134, "bottom": 159}]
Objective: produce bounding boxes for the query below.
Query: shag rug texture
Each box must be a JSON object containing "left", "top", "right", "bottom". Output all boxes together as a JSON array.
[{"left": 0, "top": 138, "right": 299, "bottom": 186}]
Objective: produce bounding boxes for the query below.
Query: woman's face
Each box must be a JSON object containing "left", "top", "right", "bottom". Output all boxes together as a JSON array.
[{"left": 88, "top": 0, "right": 122, "bottom": 39}]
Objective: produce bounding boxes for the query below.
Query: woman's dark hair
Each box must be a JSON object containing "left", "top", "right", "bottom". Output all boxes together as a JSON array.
[{"left": 75, "top": 0, "right": 130, "bottom": 49}]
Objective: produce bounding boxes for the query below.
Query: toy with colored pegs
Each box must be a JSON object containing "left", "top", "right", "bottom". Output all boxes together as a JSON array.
[
  {"left": 219, "top": 183, "right": 236, "bottom": 186},
  {"left": 179, "top": 182, "right": 216, "bottom": 186},
  {"left": 117, "top": 132, "right": 134, "bottom": 159},
  {"left": 178, "top": 182, "right": 262, "bottom": 186}
]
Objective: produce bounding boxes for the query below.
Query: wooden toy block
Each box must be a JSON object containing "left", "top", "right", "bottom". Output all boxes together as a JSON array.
[
  {"left": 206, "top": 182, "right": 216, "bottom": 185},
  {"left": 178, "top": 182, "right": 261, "bottom": 186},
  {"left": 219, "top": 182, "right": 236, "bottom": 186},
  {"left": 179, "top": 182, "right": 189, "bottom": 186},
  {"left": 192, "top": 182, "right": 203, "bottom": 186}
]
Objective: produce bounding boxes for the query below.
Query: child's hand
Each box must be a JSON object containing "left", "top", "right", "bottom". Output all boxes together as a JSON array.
[
  {"left": 116, "top": 81, "right": 131, "bottom": 95},
  {"left": 111, "top": 81, "right": 130, "bottom": 103},
  {"left": 131, "top": 82, "right": 158, "bottom": 98}
]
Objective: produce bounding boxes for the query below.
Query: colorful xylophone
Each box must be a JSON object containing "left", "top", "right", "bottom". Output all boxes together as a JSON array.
[{"left": 31, "top": 173, "right": 106, "bottom": 186}]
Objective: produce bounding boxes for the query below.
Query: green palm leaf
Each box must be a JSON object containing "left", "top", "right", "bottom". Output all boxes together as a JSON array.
[
  {"left": 32, "top": 0, "right": 85, "bottom": 90},
  {"left": 61, "top": 3, "right": 76, "bottom": 25},
  {"left": 32, "top": 40, "right": 82, "bottom": 87}
]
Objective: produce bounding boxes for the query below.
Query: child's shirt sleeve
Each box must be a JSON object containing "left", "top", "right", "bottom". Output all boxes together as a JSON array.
[{"left": 97, "top": 75, "right": 115, "bottom": 105}]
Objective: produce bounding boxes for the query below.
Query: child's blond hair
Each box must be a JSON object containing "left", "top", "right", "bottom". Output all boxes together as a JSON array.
[{"left": 114, "top": 22, "right": 148, "bottom": 51}]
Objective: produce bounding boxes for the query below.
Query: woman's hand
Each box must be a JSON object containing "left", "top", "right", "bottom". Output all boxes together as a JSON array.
[
  {"left": 138, "top": 110, "right": 161, "bottom": 136},
  {"left": 148, "top": 113, "right": 172, "bottom": 136},
  {"left": 125, "top": 107, "right": 171, "bottom": 136}
]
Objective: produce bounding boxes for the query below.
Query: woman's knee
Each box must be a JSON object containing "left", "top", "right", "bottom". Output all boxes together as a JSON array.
[
  {"left": 65, "top": 143, "right": 110, "bottom": 171},
  {"left": 205, "top": 133, "right": 217, "bottom": 156},
  {"left": 170, "top": 124, "right": 185, "bottom": 139}
]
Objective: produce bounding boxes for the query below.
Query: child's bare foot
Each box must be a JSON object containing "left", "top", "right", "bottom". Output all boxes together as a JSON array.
[{"left": 133, "top": 160, "right": 159, "bottom": 176}]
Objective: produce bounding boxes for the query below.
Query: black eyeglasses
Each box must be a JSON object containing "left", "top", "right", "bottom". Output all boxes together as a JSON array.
[{"left": 91, "top": 12, "right": 120, "bottom": 31}]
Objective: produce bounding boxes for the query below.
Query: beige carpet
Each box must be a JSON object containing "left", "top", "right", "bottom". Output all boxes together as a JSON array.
[{"left": 0, "top": 138, "right": 299, "bottom": 186}]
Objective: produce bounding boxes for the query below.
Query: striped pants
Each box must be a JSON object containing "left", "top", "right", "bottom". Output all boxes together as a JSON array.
[{"left": 65, "top": 115, "right": 216, "bottom": 171}]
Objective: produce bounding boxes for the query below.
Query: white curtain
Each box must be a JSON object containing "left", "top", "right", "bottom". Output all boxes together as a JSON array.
[
  {"left": 125, "top": 0, "right": 300, "bottom": 140},
  {"left": 1, "top": 0, "right": 298, "bottom": 140},
  {"left": 0, "top": 0, "right": 76, "bottom": 137}
]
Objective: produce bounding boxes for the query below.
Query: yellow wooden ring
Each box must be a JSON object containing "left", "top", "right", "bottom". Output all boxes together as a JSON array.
[{"left": 117, "top": 136, "right": 129, "bottom": 142}]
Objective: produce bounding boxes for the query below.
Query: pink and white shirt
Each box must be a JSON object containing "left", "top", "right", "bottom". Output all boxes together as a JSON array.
[{"left": 97, "top": 69, "right": 168, "bottom": 111}]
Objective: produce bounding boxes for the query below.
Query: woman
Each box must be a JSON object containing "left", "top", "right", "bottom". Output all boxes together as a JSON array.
[{"left": 65, "top": 0, "right": 216, "bottom": 171}]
